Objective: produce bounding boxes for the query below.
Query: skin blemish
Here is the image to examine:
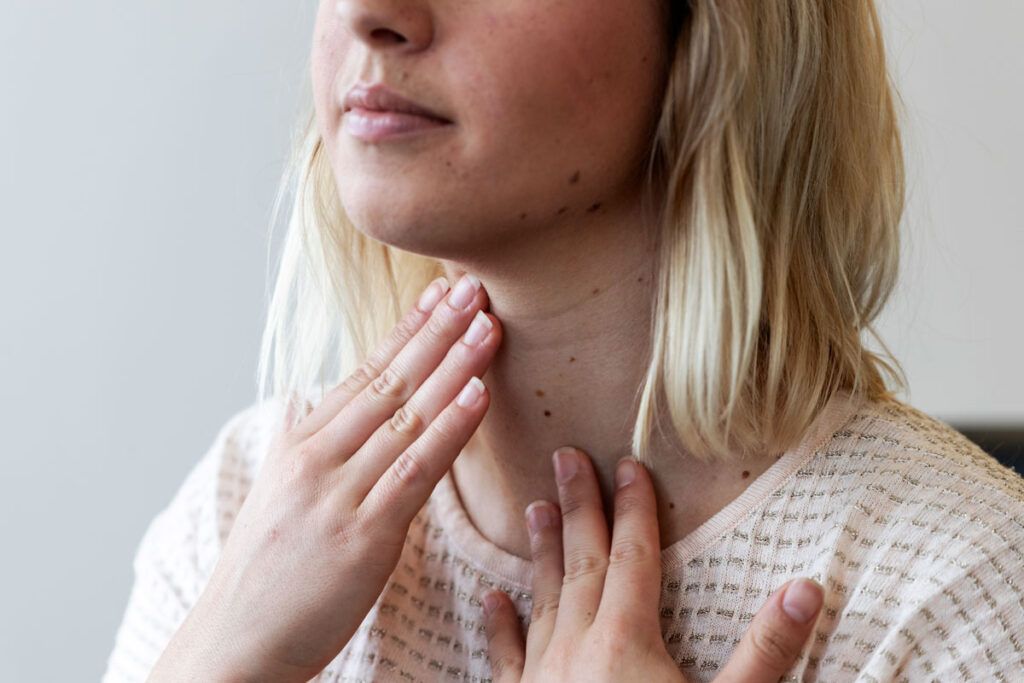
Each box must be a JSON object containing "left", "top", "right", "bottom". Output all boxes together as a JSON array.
[
  {"left": 544, "top": 410, "right": 552, "bottom": 417},
  {"left": 519, "top": 212, "right": 528, "bottom": 220},
  {"left": 742, "top": 470, "right": 750, "bottom": 479},
  {"left": 591, "top": 287, "right": 600, "bottom": 295},
  {"left": 569, "top": 356, "right": 576, "bottom": 362},
  {"left": 556, "top": 206, "right": 569, "bottom": 216},
  {"left": 637, "top": 276, "right": 644, "bottom": 282},
  {"left": 669, "top": 502, "right": 675, "bottom": 509},
  {"left": 569, "top": 170, "right": 581, "bottom": 184},
  {"left": 535, "top": 389, "right": 545, "bottom": 397},
  {"left": 586, "top": 202, "right": 603, "bottom": 213}
]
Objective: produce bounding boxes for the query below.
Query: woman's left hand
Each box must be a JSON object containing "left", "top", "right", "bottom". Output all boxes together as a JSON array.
[{"left": 481, "top": 447, "right": 823, "bottom": 682}]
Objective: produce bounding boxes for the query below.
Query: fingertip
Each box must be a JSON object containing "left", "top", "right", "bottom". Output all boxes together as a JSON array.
[
  {"left": 780, "top": 578, "right": 824, "bottom": 625},
  {"left": 483, "top": 589, "right": 504, "bottom": 621}
]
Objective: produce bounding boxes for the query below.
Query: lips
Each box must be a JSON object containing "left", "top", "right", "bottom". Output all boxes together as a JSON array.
[{"left": 343, "top": 83, "right": 452, "bottom": 124}]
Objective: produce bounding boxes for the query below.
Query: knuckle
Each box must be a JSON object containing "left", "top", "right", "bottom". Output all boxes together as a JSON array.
[
  {"left": 391, "top": 450, "right": 428, "bottom": 488},
  {"left": 423, "top": 309, "right": 452, "bottom": 343},
  {"left": 388, "top": 404, "right": 426, "bottom": 436},
  {"left": 613, "top": 489, "right": 645, "bottom": 517},
  {"left": 340, "top": 361, "right": 377, "bottom": 395},
  {"left": 562, "top": 549, "right": 608, "bottom": 584},
  {"left": 748, "top": 623, "right": 795, "bottom": 669},
  {"left": 530, "top": 592, "right": 560, "bottom": 622},
  {"left": 370, "top": 366, "right": 408, "bottom": 400},
  {"left": 608, "top": 538, "right": 651, "bottom": 566},
  {"left": 557, "top": 494, "right": 588, "bottom": 523},
  {"left": 394, "top": 310, "right": 423, "bottom": 342},
  {"left": 287, "top": 444, "right": 326, "bottom": 481},
  {"left": 488, "top": 653, "right": 524, "bottom": 681}
]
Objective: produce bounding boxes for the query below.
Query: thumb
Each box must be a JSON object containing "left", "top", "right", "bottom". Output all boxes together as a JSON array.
[
  {"left": 481, "top": 589, "right": 526, "bottom": 682},
  {"left": 714, "top": 577, "right": 824, "bottom": 683}
]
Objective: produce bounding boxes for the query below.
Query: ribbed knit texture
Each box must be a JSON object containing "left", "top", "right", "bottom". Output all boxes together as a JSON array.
[{"left": 101, "top": 390, "right": 1024, "bottom": 682}]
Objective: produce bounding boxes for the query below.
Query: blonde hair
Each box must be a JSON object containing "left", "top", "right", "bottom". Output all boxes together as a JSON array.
[{"left": 258, "top": 0, "right": 908, "bottom": 464}]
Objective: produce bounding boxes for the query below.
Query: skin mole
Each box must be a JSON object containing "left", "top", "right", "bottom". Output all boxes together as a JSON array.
[
  {"left": 569, "top": 170, "right": 581, "bottom": 184},
  {"left": 569, "top": 356, "right": 576, "bottom": 362},
  {"left": 519, "top": 212, "right": 528, "bottom": 220},
  {"left": 556, "top": 206, "right": 569, "bottom": 216},
  {"left": 592, "top": 287, "right": 600, "bottom": 295},
  {"left": 586, "top": 202, "right": 603, "bottom": 213},
  {"left": 669, "top": 502, "right": 675, "bottom": 509},
  {"left": 742, "top": 470, "right": 750, "bottom": 479},
  {"left": 535, "top": 389, "right": 545, "bottom": 397},
  {"left": 543, "top": 410, "right": 552, "bottom": 417}
]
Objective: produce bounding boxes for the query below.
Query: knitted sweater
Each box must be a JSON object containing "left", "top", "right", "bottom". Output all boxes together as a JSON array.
[{"left": 101, "top": 389, "right": 1024, "bottom": 682}]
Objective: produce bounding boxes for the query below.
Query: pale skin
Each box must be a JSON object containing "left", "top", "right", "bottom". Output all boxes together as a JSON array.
[
  {"left": 145, "top": 0, "right": 825, "bottom": 679},
  {"left": 317, "top": 0, "right": 782, "bottom": 563}
]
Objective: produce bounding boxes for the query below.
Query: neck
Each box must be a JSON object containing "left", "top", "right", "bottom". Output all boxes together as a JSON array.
[{"left": 438, "top": 196, "right": 775, "bottom": 560}]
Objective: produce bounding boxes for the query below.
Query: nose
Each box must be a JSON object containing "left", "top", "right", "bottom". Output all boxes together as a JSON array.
[{"left": 334, "top": 0, "right": 435, "bottom": 52}]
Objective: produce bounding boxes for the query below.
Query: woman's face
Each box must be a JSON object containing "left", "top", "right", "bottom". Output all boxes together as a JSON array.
[{"left": 313, "top": 0, "right": 670, "bottom": 257}]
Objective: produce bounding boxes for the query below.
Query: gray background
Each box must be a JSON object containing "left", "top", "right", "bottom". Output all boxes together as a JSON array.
[{"left": 0, "top": 1, "right": 1020, "bottom": 679}]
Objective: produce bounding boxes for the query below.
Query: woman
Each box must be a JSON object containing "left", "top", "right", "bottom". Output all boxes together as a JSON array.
[{"left": 104, "top": 0, "right": 1024, "bottom": 681}]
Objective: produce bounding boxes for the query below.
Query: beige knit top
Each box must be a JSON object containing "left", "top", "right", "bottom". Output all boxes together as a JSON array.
[{"left": 102, "top": 390, "right": 1024, "bottom": 682}]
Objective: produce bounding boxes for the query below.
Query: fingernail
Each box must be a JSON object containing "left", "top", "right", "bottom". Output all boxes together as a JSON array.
[
  {"left": 615, "top": 458, "right": 637, "bottom": 489},
  {"left": 782, "top": 578, "right": 823, "bottom": 624},
  {"left": 525, "top": 501, "right": 554, "bottom": 535},
  {"left": 462, "top": 310, "right": 494, "bottom": 346},
  {"left": 448, "top": 273, "right": 481, "bottom": 310},
  {"left": 553, "top": 448, "right": 578, "bottom": 484},
  {"left": 456, "top": 376, "right": 485, "bottom": 408},
  {"left": 482, "top": 590, "right": 500, "bottom": 617},
  {"left": 416, "top": 277, "right": 450, "bottom": 313}
]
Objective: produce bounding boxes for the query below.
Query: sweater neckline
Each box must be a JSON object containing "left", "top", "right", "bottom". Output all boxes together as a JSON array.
[{"left": 430, "top": 389, "right": 864, "bottom": 592}]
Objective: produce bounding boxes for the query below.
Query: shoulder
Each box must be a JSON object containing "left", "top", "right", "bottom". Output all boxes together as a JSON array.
[
  {"left": 134, "top": 395, "right": 292, "bottom": 581},
  {"left": 805, "top": 395, "right": 1024, "bottom": 678},
  {"left": 834, "top": 395, "right": 1024, "bottom": 543}
]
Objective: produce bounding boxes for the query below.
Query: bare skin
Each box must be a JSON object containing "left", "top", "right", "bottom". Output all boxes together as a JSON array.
[{"left": 317, "top": 0, "right": 781, "bottom": 565}]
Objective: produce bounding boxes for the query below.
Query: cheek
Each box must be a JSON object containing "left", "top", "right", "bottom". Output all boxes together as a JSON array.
[{"left": 454, "top": 5, "right": 664, "bottom": 191}]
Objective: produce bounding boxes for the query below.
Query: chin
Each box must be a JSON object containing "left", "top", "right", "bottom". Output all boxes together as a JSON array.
[{"left": 338, "top": 201, "right": 455, "bottom": 258}]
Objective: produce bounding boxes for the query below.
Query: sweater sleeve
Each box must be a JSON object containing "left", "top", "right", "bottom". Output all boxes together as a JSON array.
[{"left": 100, "top": 406, "right": 262, "bottom": 683}]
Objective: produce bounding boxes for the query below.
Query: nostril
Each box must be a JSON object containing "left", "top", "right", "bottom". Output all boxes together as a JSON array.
[{"left": 369, "top": 27, "right": 407, "bottom": 44}]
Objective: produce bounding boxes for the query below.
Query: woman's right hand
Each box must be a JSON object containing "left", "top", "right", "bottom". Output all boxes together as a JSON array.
[{"left": 148, "top": 273, "right": 502, "bottom": 683}]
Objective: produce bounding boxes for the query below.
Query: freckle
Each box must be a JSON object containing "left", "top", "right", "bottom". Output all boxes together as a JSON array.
[
  {"left": 535, "top": 389, "right": 545, "bottom": 397},
  {"left": 669, "top": 502, "right": 675, "bottom": 509},
  {"left": 519, "top": 212, "right": 528, "bottom": 220},
  {"left": 637, "top": 276, "right": 644, "bottom": 282},
  {"left": 569, "top": 356, "right": 576, "bottom": 362},
  {"left": 556, "top": 206, "right": 569, "bottom": 215},
  {"left": 445, "top": 160, "right": 452, "bottom": 167},
  {"left": 586, "top": 202, "right": 603, "bottom": 213},
  {"left": 742, "top": 470, "right": 750, "bottom": 479},
  {"left": 569, "top": 170, "right": 581, "bottom": 184},
  {"left": 544, "top": 410, "right": 552, "bottom": 417},
  {"left": 591, "top": 287, "right": 599, "bottom": 295}
]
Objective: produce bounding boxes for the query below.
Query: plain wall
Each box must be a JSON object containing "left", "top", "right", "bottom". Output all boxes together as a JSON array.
[{"left": 0, "top": 0, "right": 1020, "bottom": 678}]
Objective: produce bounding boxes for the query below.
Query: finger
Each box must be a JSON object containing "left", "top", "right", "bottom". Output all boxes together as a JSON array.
[
  {"left": 552, "top": 447, "right": 610, "bottom": 630},
  {"left": 344, "top": 308, "right": 501, "bottom": 497},
  {"left": 523, "top": 500, "right": 563, "bottom": 657},
  {"left": 360, "top": 374, "right": 490, "bottom": 524},
  {"left": 482, "top": 590, "right": 526, "bottom": 683},
  {"left": 289, "top": 275, "right": 451, "bottom": 441},
  {"left": 303, "top": 273, "right": 488, "bottom": 461},
  {"left": 714, "top": 578, "right": 824, "bottom": 683},
  {"left": 595, "top": 458, "right": 662, "bottom": 638}
]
